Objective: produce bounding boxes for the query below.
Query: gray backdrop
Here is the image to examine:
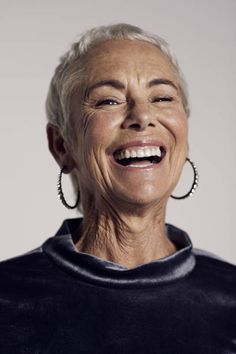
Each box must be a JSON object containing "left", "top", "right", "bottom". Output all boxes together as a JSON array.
[{"left": 1, "top": 0, "right": 236, "bottom": 263}]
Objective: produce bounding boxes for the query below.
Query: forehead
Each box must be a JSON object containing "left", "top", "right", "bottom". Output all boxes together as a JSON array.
[{"left": 82, "top": 39, "right": 177, "bottom": 83}]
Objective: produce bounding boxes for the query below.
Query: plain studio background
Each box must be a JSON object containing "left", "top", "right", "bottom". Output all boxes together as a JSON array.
[{"left": 0, "top": 0, "right": 235, "bottom": 263}]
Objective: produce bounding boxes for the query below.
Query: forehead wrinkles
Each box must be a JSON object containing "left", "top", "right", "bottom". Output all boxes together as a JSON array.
[
  {"left": 83, "top": 62, "right": 178, "bottom": 95},
  {"left": 82, "top": 40, "right": 178, "bottom": 89}
]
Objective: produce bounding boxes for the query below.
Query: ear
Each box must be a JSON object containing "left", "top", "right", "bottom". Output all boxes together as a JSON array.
[{"left": 46, "top": 123, "right": 76, "bottom": 173}]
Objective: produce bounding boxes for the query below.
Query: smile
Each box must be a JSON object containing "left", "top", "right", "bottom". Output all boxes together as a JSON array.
[{"left": 113, "top": 145, "right": 166, "bottom": 168}]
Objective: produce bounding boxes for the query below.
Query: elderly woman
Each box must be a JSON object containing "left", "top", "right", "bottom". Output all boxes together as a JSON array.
[{"left": 0, "top": 24, "right": 236, "bottom": 353}]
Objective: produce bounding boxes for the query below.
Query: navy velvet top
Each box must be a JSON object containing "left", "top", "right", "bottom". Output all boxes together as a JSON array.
[{"left": 0, "top": 218, "right": 236, "bottom": 353}]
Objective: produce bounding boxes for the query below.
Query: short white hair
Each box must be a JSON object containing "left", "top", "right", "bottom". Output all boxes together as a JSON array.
[{"left": 46, "top": 23, "right": 190, "bottom": 139}]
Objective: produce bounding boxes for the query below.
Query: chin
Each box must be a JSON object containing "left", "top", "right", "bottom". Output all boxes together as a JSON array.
[{"left": 113, "top": 185, "right": 169, "bottom": 210}]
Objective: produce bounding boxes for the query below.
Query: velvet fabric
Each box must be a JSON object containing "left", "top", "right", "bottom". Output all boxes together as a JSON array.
[{"left": 0, "top": 218, "right": 236, "bottom": 353}]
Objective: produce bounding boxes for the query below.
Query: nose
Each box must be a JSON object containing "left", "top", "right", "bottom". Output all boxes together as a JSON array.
[{"left": 122, "top": 101, "right": 156, "bottom": 131}]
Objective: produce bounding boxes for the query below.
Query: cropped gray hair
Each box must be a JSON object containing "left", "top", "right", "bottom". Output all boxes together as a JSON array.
[{"left": 46, "top": 23, "right": 190, "bottom": 140}]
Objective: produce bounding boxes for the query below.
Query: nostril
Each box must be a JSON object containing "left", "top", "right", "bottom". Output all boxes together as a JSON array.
[
  {"left": 129, "top": 123, "right": 142, "bottom": 130},
  {"left": 126, "top": 122, "right": 155, "bottom": 130}
]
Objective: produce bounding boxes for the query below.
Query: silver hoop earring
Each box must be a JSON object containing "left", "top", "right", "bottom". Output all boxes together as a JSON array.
[
  {"left": 171, "top": 158, "right": 199, "bottom": 200},
  {"left": 57, "top": 167, "right": 79, "bottom": 209}
]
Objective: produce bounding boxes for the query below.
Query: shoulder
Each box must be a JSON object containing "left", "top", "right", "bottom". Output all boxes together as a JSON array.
[
  {"left": 192, "top": 247, "right": 236, "bottom": 292},
  {"left": 0, "top": 246, "right": 48, "bottom": 274},
  {"left": 0, "top": 243, "right": 59, "bottom": 300},
  {"left": 193, "top": 246, "right": 236, "bottom": 270}
]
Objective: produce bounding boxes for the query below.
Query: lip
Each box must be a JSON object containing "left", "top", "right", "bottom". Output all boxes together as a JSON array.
[
  {"left": 112, "top": 140, "right": 166, "bottom": 154},
  {"left": 110, "top": 155, "right": 165, "bottom": 170},
  {"left": 110, "top": 139, "right": 167, "bottom": 171}
]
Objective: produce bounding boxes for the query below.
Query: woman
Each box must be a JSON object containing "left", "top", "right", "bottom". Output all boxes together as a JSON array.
[{"left": 0, "top": 24, "right": 235, "bottom": 353}]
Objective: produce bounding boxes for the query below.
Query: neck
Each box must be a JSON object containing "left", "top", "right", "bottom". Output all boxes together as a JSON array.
[{"left": 74, "top": 205, "right": 177, "bottom": 269}]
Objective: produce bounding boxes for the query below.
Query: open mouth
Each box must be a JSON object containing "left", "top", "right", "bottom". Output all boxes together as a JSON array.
[{"left": 113, "top": 146, "right": 166, "bottom": 167}]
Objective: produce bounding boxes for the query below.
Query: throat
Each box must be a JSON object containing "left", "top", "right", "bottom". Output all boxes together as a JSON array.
[{"left": 74, "top": 216, "right": 177, "bottom": 269}]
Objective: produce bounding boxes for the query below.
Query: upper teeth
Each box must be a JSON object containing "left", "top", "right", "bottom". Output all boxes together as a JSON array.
[{"left": 115, "top": 146, "right": 162, "bottom": 160}]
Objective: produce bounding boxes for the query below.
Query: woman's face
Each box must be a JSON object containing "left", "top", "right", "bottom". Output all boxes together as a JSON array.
[{"left": 69, "top": 39, "right": 188, "bottom": 210}]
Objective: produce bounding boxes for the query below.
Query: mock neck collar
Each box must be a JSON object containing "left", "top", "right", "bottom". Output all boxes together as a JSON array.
[{"left": 43, "top": 218, "right": 196, "bottom": 289}]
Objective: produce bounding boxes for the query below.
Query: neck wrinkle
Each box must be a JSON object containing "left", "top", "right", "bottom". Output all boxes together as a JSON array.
[{"left": 75, "top": 206, "right": 177, "bottom": 269}]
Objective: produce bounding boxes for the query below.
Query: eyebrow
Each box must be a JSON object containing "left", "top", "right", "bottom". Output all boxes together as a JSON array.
[
  {"left": 148, "top": 78, "right": 178, "bottom": 91},
  {"left": 86, "top": 78, "right": 178, "bottom": 96},
  {"left": 86, "top": 80, "right": 125, "bottom": 96}
]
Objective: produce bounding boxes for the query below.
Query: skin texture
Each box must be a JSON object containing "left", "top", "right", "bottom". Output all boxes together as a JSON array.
[{"left": 47, "top": 39, "right": 189, "bottom": 269}]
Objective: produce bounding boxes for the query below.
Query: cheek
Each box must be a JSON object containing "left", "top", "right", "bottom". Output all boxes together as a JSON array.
[
  {"left": 160, "top": 109, "right": 189, "bottom": 180},
  {"left": 161, "top": 107, "right": 188, "bottom": 147},
  {"left": 73, "top": 113, "right": 117, "bottom": 188},
  {"left": 170, "top": 115, "right": 189, "bottom": 179},
  {"left": 84, "top": 109, "right": 123, "bottom": 149}
]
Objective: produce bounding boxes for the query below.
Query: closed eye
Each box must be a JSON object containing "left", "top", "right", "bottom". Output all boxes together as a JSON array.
[
  {"left": 95, "top": 99, "right": 119, "bottom": 107},
  {"left": 152, "top": 96, "right": 173, "bottom": 103}
]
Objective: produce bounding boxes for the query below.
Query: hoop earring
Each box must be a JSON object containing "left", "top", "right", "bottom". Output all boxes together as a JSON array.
[
  {"left": 57, "top": 167, "right": 79, "bottom": 209},
  {"left": 171, "top": 158, "right": 199, "bottom": 200}
]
